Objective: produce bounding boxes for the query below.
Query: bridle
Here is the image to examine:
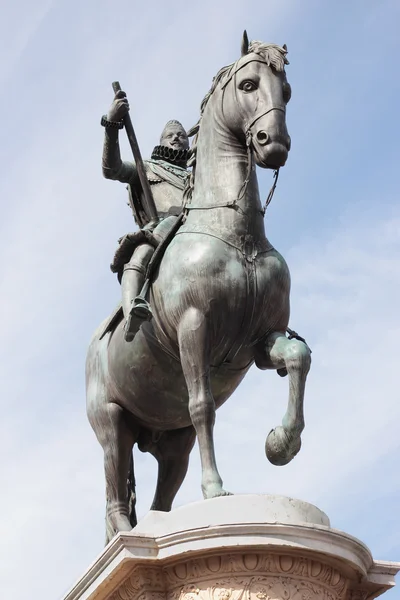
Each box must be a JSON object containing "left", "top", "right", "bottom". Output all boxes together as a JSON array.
[{"left": 186, "top": 55, "right": 285, "bottom": 216}]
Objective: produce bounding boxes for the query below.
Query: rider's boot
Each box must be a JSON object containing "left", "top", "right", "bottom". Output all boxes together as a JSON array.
[
  {"left": 121, "top": 244, "right": 154, "bottom": 342},
  {"left": 131, "top": 286, "right": 152, "bottom": 321}
]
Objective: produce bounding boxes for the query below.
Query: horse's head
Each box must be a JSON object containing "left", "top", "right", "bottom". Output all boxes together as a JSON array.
[{"left": 221, "top": 32, "right": 291, "bottom": 170}]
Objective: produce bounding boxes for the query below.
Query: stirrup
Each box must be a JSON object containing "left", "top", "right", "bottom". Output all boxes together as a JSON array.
[
  {"left": 124, "top": 298, "right": 153, "bottom": 342},
  {"left": 131, "top": 296, "right": 153, "bottom": 321}
]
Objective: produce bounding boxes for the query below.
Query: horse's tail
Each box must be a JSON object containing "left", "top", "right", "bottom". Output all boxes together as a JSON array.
[
  {"left": 127, "top": 452, "right": 137, "bottom": 528},
  {"left": 105, "top": 451, "right": 137, "bottom": 545}
]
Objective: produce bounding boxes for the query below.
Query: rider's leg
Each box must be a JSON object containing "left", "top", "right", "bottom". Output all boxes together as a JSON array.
[
  {"left": 121, "top": 243, "right": 154, "bottom": 341},
  {"left": 122, "top": 216, "right": 181, "bottom": 341}
]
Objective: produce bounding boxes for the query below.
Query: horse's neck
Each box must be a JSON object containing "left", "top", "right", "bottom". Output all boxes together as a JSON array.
[{"left": 187, "top": 97, "right": 267, "bottom": 243}]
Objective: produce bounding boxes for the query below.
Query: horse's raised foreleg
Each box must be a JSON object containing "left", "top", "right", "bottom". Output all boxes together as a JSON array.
[
  {"left": 178, "top": 308, "right": 231, "bottom": 498},
  {"left": 146, "top": 426, "right": 196, "bottom": 511},
  {"left": 255, "top": 332, "right": 311, "bottom": 466}
]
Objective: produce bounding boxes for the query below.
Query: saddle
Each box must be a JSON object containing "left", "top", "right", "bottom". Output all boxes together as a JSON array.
[
  {"left": 110, "top": 229, "right": 158, "bottom": 282},
  {"left": 100, "top": 214, "right": 184, "bottom": 340}
]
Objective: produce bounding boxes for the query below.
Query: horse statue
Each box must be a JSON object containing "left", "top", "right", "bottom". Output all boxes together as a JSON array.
[{"left": 86, "top": 32, "right": 311, "bottom": 543}]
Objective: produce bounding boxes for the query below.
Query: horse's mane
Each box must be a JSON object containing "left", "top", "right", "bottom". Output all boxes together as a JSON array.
[{"left": 184, "top": 42, "right": 289, "bottom": 201}]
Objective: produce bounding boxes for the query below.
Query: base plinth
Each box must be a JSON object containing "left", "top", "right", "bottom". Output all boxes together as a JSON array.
[{"left": 64, "top": 495, "right": 399, "bottom": 600}]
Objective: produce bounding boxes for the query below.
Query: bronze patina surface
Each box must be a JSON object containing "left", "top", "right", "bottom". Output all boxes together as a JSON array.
[{"left": 87, "top": 33, "right": 311, "bottom": 543}]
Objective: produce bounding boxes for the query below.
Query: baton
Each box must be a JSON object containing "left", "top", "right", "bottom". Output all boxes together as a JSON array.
[{"left": 112, "top": 81, "right": 158, "bottom": 223}]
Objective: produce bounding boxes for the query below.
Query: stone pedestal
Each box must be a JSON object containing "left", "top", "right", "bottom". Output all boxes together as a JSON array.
[{"left": 64, "top": 495, "right": 399, "bottom": 600}]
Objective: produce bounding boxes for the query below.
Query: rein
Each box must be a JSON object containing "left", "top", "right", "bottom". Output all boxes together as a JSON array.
[
  {"left": 185, "top": 56, "right": 283, "bottom": 217},
  {"left": 234, "top": 129, "right": 281, "bottom": 217},
  {"left": 185, "top": 136, "right": 280, "bottom": 217},
  {"left": 262, "top": 168, "right": 279, "bottom": 215}
]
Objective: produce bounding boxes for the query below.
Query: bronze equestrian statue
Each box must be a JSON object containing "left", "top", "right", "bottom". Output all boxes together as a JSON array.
[{"left": 86, "top": 33, "right": 311, "bottom": 543}]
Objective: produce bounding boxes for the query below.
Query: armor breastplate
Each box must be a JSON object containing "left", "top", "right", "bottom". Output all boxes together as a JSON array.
[
  {"left": 141, "top": 164, "right": 185, "bottom": 216},
  {"left": 146, "top": 179, "right": 184, "bottom": 215},
  {"left": 128, "top": 162, "right": 187, "bottom": 227}
]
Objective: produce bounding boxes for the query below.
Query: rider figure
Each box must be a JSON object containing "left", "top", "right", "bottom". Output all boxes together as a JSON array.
[{"left": 101, "top": 89, "right": 190, "bottom": 341}]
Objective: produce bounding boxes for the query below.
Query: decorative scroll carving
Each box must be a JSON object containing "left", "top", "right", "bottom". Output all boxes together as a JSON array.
[
  {"left": 108, "top": 566, "right": 165, "bottom": 600},
  {"left": 346, "top": 592, "right": 368, "bottom": 600},
  {"left": 109, "top": 552, "right": 348, "bottom": 600},
  {"left": 165, "top": 553, "right": 347, "bottom": 600}
]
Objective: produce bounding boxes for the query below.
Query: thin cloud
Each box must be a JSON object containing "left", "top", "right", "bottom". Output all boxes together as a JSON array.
[{"left": 1, "top": 1, "right": 399, "bottom": 599}]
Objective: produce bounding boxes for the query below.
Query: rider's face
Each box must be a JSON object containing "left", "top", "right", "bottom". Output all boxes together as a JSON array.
[{"left": 160, "top": 126, "right": 189, "bottom": 151}]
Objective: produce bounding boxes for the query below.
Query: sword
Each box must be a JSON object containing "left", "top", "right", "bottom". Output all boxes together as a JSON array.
[{"left": 112, "top": 81, "right": 158, "bottom": 223}]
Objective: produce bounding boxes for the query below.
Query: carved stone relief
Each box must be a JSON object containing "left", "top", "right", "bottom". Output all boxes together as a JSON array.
[
  {"left": 108, "top": 566, "right": 165, "bottom": 600},
  {"left": 165, "top": 553, "right": 347, "bottom": 600},
  {"left": 346, "top": 592, "right": 368, "bottom": 600},
  {"left": 108, "top": 552, "right": 348, "bottom": 600}
]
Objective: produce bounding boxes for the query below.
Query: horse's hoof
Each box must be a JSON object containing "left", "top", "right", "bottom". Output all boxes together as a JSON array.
[
  {"left": 107, "top": 512, "right": 133, "bottom": 536},
  {"left": 202, "top": 483, "right": 233, "bottom": 499},
  {"left": 265, "top": 426, "right": 301, "bottom": 466},
  {"left": 213, "top": 489, "right": 233, "bottom": 498}
]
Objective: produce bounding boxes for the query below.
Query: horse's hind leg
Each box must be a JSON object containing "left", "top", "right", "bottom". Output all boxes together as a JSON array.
[
  {"left": 255, "top": 331, "right": 311, "bottom": 466},
  {"left": 178, "top": 308, "right": 230, "bottom": 499},
  {"left": 88, "top": 395, "right": 138, "bottom": 540},
  {"left": 144, "top": 426, "right": 196, "bottom": 511}
]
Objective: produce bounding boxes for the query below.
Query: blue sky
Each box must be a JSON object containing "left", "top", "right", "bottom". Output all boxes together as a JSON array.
[{"left": 0, "top": 1, "right": 399, "bottom": 598}]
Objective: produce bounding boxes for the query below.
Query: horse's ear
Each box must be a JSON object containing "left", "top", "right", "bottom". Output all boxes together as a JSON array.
[
  {"left": 283, "top": 43, "right": 288, "bottom": 51},
  {"left": 241, "top": 30, "right": 249, "bottom": 56},
  {"left": 187, "top": 123, "right": 200, "bottom": 138}
]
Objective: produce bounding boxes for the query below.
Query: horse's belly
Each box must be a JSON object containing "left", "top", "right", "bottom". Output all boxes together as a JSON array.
[
  {"left": 108, "top": 322, "right": 189, "bottom": 429},
  {"left": 107, "top": 322, "right": 251, "bottom": 430}
]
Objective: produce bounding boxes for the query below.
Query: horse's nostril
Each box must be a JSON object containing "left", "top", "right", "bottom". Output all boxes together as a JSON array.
[{"left": 256, "top": 130, "right": 269, "bottom": 145}]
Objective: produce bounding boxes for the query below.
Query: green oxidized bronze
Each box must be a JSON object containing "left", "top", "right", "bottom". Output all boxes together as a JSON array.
[{"left": 87, "top": 32, "right": 311, "bottom": 544}]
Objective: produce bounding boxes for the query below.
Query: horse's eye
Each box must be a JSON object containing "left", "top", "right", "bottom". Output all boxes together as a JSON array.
[
  {"left": 241, "top": 80, "right": 257, "bottom": 93},
  {"left": 283, "top": 81, "right": 292, "bottom": 103}
]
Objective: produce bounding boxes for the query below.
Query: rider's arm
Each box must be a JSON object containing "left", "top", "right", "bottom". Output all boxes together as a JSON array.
[
  {"left": 102, "top": 127, "right": 137, "bottom": 183},
  {"left": 101, "top": 89, "right": 138, "bottom": 184}
]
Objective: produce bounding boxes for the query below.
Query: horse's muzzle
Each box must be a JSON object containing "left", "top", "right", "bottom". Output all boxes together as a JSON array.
[
  {"left": 253, "top": 140, "right": 289, "bottom": 169},
  {"left": 256, "top": 130, "right": 291, "bottom": 149},
  {"left": 251, "top": 105, "right": 291, "bottom": 169}
]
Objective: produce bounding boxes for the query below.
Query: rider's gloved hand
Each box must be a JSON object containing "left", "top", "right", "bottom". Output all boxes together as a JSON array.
[{"left": 107, "top": 90, "right": 130, "bottom": 122}]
